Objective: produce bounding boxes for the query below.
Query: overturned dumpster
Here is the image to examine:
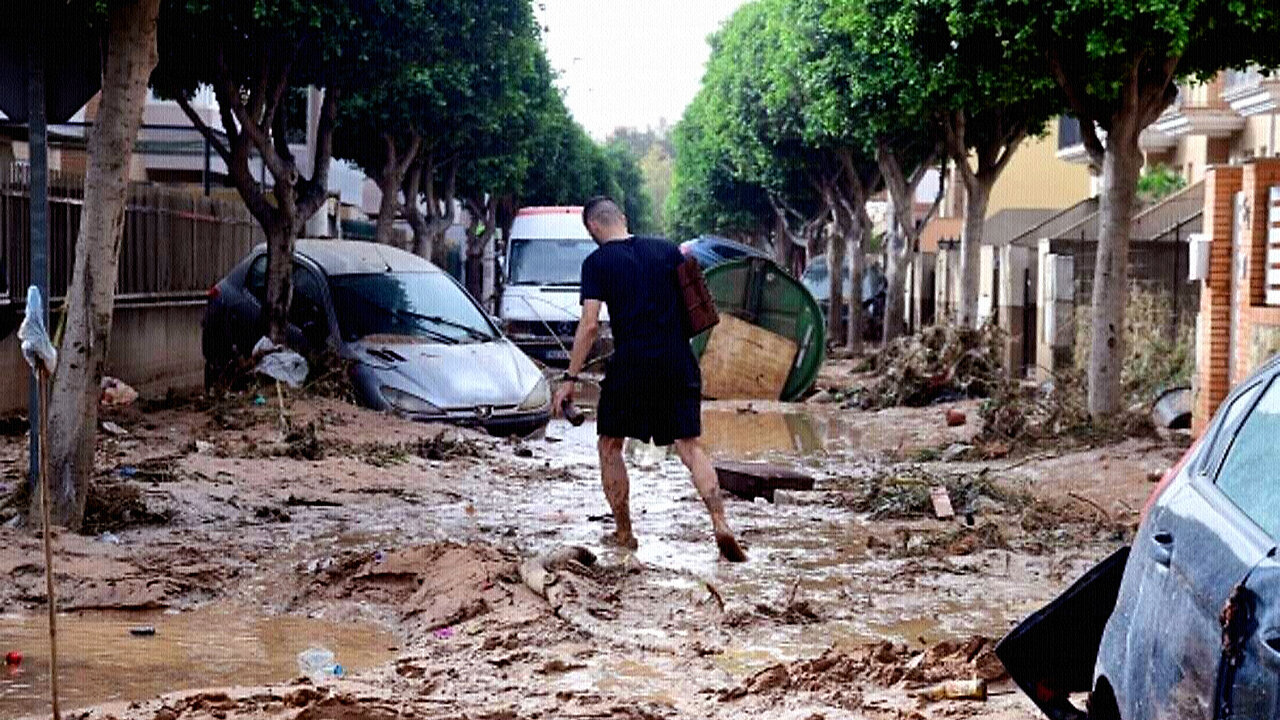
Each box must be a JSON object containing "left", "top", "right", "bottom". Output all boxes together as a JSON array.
[{"left": 693, "top": 257, "right": 826, "bottom": 402}]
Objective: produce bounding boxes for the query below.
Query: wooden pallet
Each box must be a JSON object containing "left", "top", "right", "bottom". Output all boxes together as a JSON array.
[{"left": 700, "top": 314, "right": 797, "bottom": 400}]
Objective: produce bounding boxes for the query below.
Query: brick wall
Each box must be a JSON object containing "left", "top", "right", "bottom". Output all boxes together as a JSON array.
[
  {"left": 1194, "top": 165, "right": 1241, "bottom": 436},
  {"left": 1194, "top": 159, "right": 1280, "bottom": 436}
]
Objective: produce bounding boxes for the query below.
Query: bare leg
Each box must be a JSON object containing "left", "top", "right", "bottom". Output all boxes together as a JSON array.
[
  {"left": 674, "top": 438, "right": 747, "bottom": 562},
  {"left": 598, "top": 436, "right": 638, "bottom": 549}
]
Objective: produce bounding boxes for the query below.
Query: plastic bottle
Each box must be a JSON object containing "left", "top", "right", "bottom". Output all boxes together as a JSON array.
[
  {"left": 560, "top": 397, "right": 586, "bottom": 427},
  {"left": 297, "top": 647, "right": 344, "bottom": 682}
]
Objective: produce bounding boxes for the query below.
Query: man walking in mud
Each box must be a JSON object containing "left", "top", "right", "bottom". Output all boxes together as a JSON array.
[{"left": 552, "top": 197, "right": 747, "bottom": 563}]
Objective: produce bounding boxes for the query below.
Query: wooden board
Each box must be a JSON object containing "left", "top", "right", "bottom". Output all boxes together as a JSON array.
[
  {"left": 700, "top": 314, "right": 797, "bottom": 400},
  {"left": 714, "top": 461, "right": 816, "bottom": 503}
]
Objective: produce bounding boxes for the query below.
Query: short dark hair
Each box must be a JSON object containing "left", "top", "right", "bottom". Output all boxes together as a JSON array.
[{"left": 583, "top": 196, "right": 624, "bottom": 227}]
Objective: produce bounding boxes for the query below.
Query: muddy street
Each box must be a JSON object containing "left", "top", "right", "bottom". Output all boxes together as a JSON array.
[{"left": 0, "top": 384, "right": 1183, "bottom": 720}]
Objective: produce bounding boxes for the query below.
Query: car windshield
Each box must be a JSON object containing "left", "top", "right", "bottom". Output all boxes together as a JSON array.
[
  {"left": 328, "top": 272, "right": 497, "bottom": 344},
  {"left": 508, "top": 238, "right": 597, "bottom": 285}
]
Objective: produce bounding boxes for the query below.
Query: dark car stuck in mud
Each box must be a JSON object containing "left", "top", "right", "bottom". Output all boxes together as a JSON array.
[
  {"left": 999, "top": 355, "right": 1280, "bottom": 720},
  {"left": 203, "top": 240, "right": 552, "bottom": 437}
]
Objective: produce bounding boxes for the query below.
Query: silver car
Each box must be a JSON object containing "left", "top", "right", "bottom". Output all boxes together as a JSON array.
[{"left": 203, "top": 240, "right": 551, "bottom": 436}]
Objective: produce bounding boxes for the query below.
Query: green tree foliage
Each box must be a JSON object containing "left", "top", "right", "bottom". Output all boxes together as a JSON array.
[
  {"left": 666, "top": 89, "right": 775, "bottom": 243},
  {"left": 968, "top": 0, "right": 1280, "bottom": 415},
  {"left": 1137, "top": 164, "right": 1188, "bottom": 203},
  {"left": 604, "top": 139, "right": 655, "bottom": 235},
  {"left": 825, "top": 0, "right": 1060, "bottom": 327},
  {"left": 154, "top": 0, "right": 424, "bottom": 342}
]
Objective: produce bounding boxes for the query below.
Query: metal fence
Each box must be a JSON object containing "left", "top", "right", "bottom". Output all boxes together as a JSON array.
[
  {"left": 1048, "top": 237, "right": 1200, "bottom": 337},
  {"left": 0, "top": 163, "right": 263, "bottom": 306}
]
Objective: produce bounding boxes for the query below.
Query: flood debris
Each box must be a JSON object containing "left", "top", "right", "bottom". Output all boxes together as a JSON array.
[
  {"left": 82, "top": 480, "right": 174, "bottom": 535},
  {"left": 977, "top": 371, "right": 1155, "bottom": 454},
  {"left": 101, "top": 376, "right": 139, "bottom": 407},
  {"left": 837, "top": 467, "right": 1026, "bottom": 521},
  {"left": 929, "top": 486, "right": 955, "bottom": 520},
  {"left": 721, "top": 635, "right": 1005, "bottom": 708},
  {"left": 715, "top": 462, "right": 815, "bottom": 503},
  {"left": 855, "top": 325, "right": 1004, "bottom": 409}
]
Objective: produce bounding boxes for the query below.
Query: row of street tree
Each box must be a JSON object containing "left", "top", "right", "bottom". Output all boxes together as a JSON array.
[
  {"left": 35, "top": 0, "right": 647, "bottom": 528},
  {"left": 668, "top": 0, "right": 1280, "bottom": 413}
]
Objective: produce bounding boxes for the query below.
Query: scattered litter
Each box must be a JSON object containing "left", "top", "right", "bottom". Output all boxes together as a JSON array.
[
  {"left": 117, "top": 466, "right": 138, "bottom": 478},
  {"left": 18, "top": 286, "right": 57, "bottom": 374},
  {"left": 945, "top": 408, "right": 967, "bottom": 427},
  {"left": 101, "top": 421, "right": 129, "bottom": 437},
  {"left": 252, "top": 337, "right": 309, "bottom": 388},
  {"left": 98, "top": 533, "right": 121, "bottom": 545},
  {"left": 915, "top": 678, "right": 988, "bottom": 702},
  {"left": 930, "top": 486, "right": 955, "bottom": 520},
  {"left": 100, "top": 377, "right": 139, "bottom": 407},
  {"left": 432, "top": 627, "right": 455, "bottom": 640},
  {"left": 194, "top": 441, "right": 215, "bottom": 454},
  {"left": 252, "top": 395, "right": 268, "bottom": 406},
  {"left": 537, "top": 658, "right": 587, "bottom": 674},
  {"left": 129, "top": 626, "right": 157, "bottom": 637},
  {"left": 1151, "top": 387, "right": 1192, "bottom": 430},
  {"left": 940, "top": 444, "right": 973, "bottom": 462},
  {"left": 296, "top": 647, "right": 343, "bottom": 683},
  {"left": 285, "top": 495, "right": 343, "bottom": 508},
  {"left": 4, "top": 651, "right": 20, "bottom": 666}
]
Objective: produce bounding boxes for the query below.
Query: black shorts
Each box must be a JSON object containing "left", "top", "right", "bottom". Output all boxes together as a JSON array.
[{"left": 597, "top": 372, "right": 702, "bottom": 447}]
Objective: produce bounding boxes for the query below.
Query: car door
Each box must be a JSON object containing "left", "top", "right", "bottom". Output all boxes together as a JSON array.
[
  {"left": 1136, "top": 378, "right": 1273, "bottom": 720},
  {"left": 239, "top": 255, "right": 332, "bottom": 353},
  {"left": 1212, "top": 377, "right": 1280, "bottom": 718}
]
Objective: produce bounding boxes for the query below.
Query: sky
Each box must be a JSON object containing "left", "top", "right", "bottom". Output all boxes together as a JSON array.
[{"left": 534, "top": 0, "right": 750, "bottom": 140}]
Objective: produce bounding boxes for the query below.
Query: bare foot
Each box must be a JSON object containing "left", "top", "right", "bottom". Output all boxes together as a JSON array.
[
  {"left": 602, "top": 531, "right": 639, "bottom": 551},
  {"left": 716, "top": 532, "right": 747, "bottom": 562}
]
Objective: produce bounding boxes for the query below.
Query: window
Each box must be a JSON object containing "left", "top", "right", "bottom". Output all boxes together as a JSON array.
[
  {"left": 246, "top": 254, "right": 268, "bottom": 300},
  {"left": 1216, "top": 378, "right": 1280, "bottom": 537},
  {"left": 290, "top": 266, "right": 328, "bottom": 346},
  {"left": 1200, "top": 381, "right": 1262, "bottom": 475}
]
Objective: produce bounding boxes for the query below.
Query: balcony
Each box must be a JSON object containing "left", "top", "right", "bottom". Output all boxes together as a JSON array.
[
  {"left": 1222, "top": 67, "right": 1280, "bottom": 117},
  {"left": 1153, "top": 80, "right": 1244, "bottom": 138}
]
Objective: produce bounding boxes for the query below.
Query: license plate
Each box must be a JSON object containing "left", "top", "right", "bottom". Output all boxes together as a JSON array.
[{"left": 546, "top": 349, "right": 570, "bottom": 361}]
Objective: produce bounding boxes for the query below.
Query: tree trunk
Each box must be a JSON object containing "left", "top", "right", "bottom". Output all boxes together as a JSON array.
[
  {"left": 826, "top": 219, "right": 847, "bottom": 348},
  {"left": 883, "top": 231, "right": 910, "bottom": 343},
  {"left": 1088, "top": 124, "right": 1143, "bottom": 417},
  {"left": 264, "top": 219, "right": 295, "bottom": 343},
  {"left": 375, "top": 169, "right": 403, "bottom": 247},
  {"left": 958, "top": 180, "right": 992, "bottom": 328},
  {"left": 464, "top": 198, "right": 495, "bottom": 303},
  {"left": 846, "top": 220, "right": 865, "bottom": 354},
  {"left": 39, "top": 0, "right": 160, "bottom": 528}
]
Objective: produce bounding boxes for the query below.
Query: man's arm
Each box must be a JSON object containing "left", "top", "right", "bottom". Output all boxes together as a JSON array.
[
  {"left": 567, "top": 299, "right": 602, "bottom": 377},
  {"left": 553, "top": 299, "right": 601, "bottom": 414}
]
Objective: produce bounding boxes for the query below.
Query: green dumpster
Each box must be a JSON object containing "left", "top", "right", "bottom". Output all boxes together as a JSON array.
[{"left": 693, "top": 257, "right": 826, "bottom": 401}]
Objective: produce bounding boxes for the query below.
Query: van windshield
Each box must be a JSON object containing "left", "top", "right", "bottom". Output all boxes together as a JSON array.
[{"left": 508, "top": 238, "right": 597, "bottom": 286}]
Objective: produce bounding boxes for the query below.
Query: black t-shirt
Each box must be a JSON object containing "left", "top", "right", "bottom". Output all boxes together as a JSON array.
[{"left": 580, "top": 236, "right": 699, "bottom": 388}]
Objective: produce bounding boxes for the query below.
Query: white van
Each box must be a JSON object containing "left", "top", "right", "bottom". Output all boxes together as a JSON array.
[{"left": 499, "top": 207, "right": 610, "bottom": 366}]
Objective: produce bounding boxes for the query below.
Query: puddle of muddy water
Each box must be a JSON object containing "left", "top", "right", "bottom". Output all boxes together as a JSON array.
[{"left": 0, "top": 606, "right": 397, "bottom": 719}]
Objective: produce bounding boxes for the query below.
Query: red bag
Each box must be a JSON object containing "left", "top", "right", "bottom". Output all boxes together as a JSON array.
[{"left": 676, "top": 256, "right": 719, "bottom": 338}]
